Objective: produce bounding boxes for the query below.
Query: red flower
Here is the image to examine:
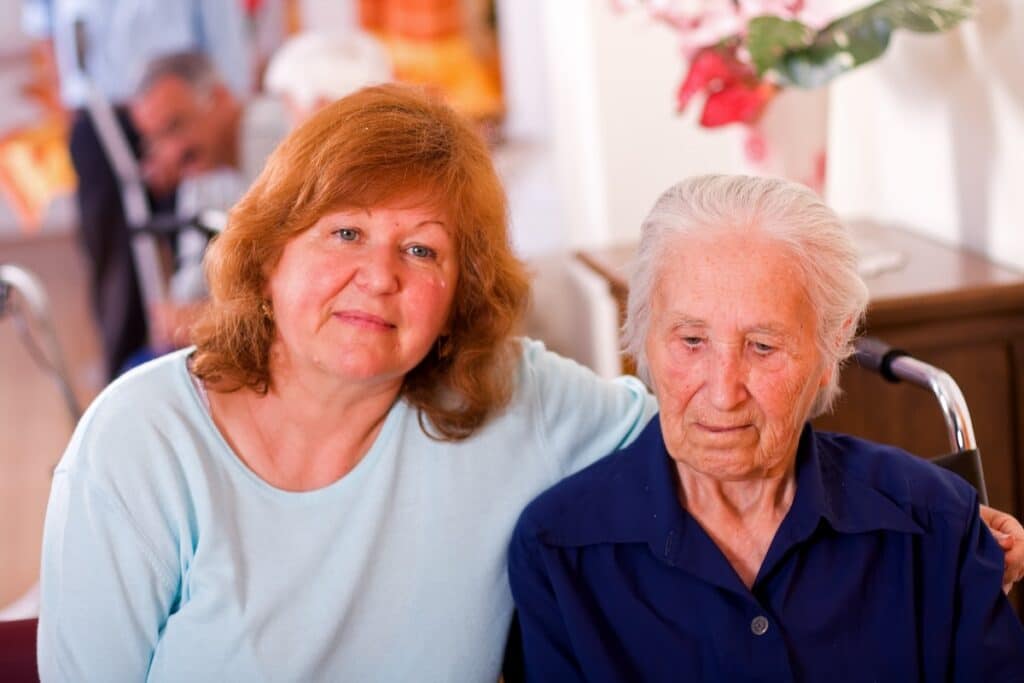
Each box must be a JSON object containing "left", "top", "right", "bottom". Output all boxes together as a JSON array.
[
  {"left": 676, "top": 46, "right": 777, "bottom": 128},
  {"left": 241, "top": 0, "right": 263, "bottom": 15}
]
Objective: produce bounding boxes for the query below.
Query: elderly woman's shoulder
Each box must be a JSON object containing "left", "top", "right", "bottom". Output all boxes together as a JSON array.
[
  {"left": 512, "top": 419, "right": 657, "bottom": 547},
  {"left": 815, "top": 430, "right": 980, "bottom": 522}
]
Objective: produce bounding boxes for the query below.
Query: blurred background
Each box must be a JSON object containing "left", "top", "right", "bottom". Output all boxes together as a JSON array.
[{"left": 2, "top": 0, "right": 1024, "bottom": 617}]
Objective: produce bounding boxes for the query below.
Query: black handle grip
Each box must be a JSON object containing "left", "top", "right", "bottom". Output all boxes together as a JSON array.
[
  {"left": 853, "top": 337, "right": 908, "bottom": 383},
  {"left": 134, "top": 210, "right": 225, "bottom": 238}
]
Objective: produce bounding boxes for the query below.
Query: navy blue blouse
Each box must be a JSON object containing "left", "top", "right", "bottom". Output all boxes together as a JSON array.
[{"left": 508, "top": 418, "right": 1024, "bottom": 682}]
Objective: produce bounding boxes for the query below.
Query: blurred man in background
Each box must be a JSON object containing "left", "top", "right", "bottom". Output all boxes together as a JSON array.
[
  {"left": 129, "top": 35, "right": 390, "bottom": 347},
  {"left": 20, "top": 0, "right": 250, "bottom": 379},
  {"left": 129, "top": 50, "right": 285, "bottom": 349}
]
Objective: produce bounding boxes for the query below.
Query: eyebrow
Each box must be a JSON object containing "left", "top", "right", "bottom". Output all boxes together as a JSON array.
[
  {"left": 352, "top": 208, "right": 448, "bottom": 230},
  {"left": 668, "top": 316, "right": 790, "bottom": 336}
]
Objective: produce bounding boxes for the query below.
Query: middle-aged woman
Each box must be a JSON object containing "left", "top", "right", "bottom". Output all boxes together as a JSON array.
[
  {"left": 38, "top": 86, "right": 1023, "bottom": 681},
  {"left": 508, "top": 175, "right": 1024, "bottom": 681}
]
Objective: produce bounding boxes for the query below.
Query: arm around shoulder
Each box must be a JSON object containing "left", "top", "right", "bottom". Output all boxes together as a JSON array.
[
  {"left": 951, "top": 497, "right": 1024, "bottom": 681},
  {"left": 520, "top": 338, "right": 656, "bottom": 480}
]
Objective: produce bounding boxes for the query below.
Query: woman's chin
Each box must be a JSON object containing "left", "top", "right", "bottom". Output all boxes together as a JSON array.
[
  {"left": 674, "top": 443, "right": 774, "bottom": 483},
  {"left": 312, "top": 349, "right": 420, "bottom": 387}
]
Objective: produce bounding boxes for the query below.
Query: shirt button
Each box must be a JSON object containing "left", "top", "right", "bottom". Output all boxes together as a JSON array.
[{"left": 750, "top": 616, "right": 770, "bottom": 636}]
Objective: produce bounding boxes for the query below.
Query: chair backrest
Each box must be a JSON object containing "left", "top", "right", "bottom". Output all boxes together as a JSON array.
[
  {"left": 853, "top": 337, "right": 988, "bottom": 504},
  {"left": 930, "top": 449, "right": 988, "bottom": 505},
  {"left": 0, "top": 618, "right": 39, "bottom": 682}
]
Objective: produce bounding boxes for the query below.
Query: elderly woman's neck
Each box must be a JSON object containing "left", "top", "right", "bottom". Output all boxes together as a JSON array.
[
  {"left": 676, "top": 463, "right": 798, "bottom": 589},
  {"left": 677, "top": 465, "right": 797, "bottom": 517}
]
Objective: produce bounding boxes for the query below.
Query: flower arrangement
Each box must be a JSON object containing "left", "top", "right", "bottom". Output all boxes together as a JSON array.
[{"left": 617, "top": 0, "right": 974, "bottom": 127}]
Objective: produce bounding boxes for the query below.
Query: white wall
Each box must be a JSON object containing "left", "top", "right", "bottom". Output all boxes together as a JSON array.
[
  {"left": 827, "top": 0, "right": 1024, "bottom": 269},
  {"left": 587, "top": 3, "right": 749, "bottom": 246},
  {"left": 506, "top": 0, "right": 749, "bottom": 253},
  {"left": 499, "top": 1, "right": 754, "bottom": 371}
]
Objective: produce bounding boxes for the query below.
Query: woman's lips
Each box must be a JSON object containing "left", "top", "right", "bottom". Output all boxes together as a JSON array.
[
  {"left": 334, "top": 310, "right": 396, "bottom": 330},
  {"left": 697, "top": 423, "right": 751, "bottom": 434}
]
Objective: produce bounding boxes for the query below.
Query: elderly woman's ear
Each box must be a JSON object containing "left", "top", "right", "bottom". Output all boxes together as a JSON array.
[{"left": 839, "top": 314, "right": 859, "bottom": 349}]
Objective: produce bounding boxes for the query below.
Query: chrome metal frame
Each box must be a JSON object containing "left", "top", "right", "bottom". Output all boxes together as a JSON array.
[{"left": 0, "top": 264, "right": 82, "bottom": 423}]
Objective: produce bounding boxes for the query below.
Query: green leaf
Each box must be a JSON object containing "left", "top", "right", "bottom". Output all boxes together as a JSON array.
[
  {"left": 747, "top": 16, "right": 814, "bottom": 76},
  {"left": 825, "top": 0, "right": 974, "bottom": 35},
  {"left": 769, "top": 0, "right": 973, "bottom": 88},
  {"left": 883, "top": 0, "right": 975, "bottom": 33},
  {"left": 777, "top": 17, "right": 893, "bottom": 87}
]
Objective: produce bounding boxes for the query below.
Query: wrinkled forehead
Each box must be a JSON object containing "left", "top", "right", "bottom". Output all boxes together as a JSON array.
[{"left": 651, "top": 231, "right": 814, "bottom": 327}]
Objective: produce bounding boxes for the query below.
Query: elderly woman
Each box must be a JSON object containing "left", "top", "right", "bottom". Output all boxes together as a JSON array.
[
  {"left": 508, "top": 175, "right": 1024, "bottom": 681},
  {"left": 38, "top": 90, "right": 1021, "bottom": 681}
]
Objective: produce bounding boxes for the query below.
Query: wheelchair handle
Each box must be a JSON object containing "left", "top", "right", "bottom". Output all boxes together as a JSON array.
[
  {"left": 0, "top": 264, "right": 82, "bottom": 422},
  {"left": 135, "top": 209, "right": 227, "bottom": 238},
  {"left": 853, "top": 337, "right": 977, "bottom": 453}
]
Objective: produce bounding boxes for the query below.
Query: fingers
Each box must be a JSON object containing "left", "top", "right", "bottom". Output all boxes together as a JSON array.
[
  {"left": 979, "top": 504, "right": 998, "bottom": 525},
  {"left": 992, "top": 529, "right": 1014, "bottom": 550},
  {"left": 1003, "top": 544, "right": 1024, "bottom": 593}
]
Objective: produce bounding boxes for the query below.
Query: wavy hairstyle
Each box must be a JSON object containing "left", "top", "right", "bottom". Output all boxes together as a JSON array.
[{"left": 190, "top": 84, "right": 529, "bottom": 440}]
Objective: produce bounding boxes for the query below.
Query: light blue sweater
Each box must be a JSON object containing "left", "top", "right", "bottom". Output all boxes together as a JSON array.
[{"left": 38, "top": 339, "right": 656, "bottom": 681}]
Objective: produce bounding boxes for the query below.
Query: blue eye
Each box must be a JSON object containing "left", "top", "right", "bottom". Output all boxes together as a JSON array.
[
  {"left": 407, "top": 244, "right": 436, "bottom": 259},
  {"left": 751, "top": 341, "right": 775, "bottom": 355},
  {"left": 334, "top": 228, "right": 359, "bottom": 241},
  {"left": 682, "top": 336, "right": 704, "bottom": 349}
]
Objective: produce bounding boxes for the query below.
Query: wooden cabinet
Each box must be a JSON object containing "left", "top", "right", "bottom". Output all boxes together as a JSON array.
[{"left": 578, "top": 223, "right": 1024, "bottom": 610}]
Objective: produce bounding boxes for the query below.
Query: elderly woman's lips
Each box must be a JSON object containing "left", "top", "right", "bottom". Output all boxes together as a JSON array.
[
  {"left": 697, "top": 423, "right": 751, "bottom": 433},
  {"left": 335, "top": 311, "right": 396, "bottom": 329}
]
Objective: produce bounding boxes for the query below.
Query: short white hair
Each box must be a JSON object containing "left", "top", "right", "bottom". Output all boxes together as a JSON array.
[
  {"left": 263, "top": 31, "right": 392, "bottom": 110},
  {"left": 622, "top": 174, "right": 869, "bottom": 417}
]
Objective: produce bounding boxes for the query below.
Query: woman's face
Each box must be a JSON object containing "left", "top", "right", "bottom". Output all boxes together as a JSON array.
[
  {"left": 644, "top": 230, "right": 831, "bottom": 482},
  {"left": 266, "top": 201, "right": 458, "bottom": 390}
]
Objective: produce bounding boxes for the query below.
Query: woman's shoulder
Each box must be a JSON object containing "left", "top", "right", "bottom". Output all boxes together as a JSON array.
[
  {"left": 81, "top": 349, "right": 198, "bottom": 426},
  {"left": 815, "top": 430, "right": 978, "bottom": 524},
  {"left": 513, "top": 337, "right": 648, "bottom": 402},
  {"left": 60, "top": 348, "right": 205, "bottom": 480}
]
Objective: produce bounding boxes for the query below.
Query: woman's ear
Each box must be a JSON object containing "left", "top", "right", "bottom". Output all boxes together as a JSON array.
[
  {"left": 837, "top": 314, "right": 859, "bottom": 353},
  {"left": 819, "top": 314, "right": 859, "bottom": 390}
]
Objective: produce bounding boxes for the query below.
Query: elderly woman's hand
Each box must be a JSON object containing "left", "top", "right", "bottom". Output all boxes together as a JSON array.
[{"left": 980, "top": 505, "right": 1024, "bottom": 593}]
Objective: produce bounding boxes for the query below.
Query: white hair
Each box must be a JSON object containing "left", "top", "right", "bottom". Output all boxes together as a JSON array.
[
  {"left": 263, "top": 31, "right": 392, "bottom": 110},
  {"left": 622, "top": 174, "right": 869, "bottom": 417}
]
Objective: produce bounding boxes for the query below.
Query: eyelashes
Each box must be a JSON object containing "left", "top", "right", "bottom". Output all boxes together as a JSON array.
[{"left": 331, "top": 228, "right": 439, "bottom": 261}]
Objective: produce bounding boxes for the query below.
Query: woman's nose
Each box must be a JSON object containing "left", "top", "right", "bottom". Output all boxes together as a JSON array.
[
  {"left": 707, "top": 348, "right": 749, "bottom": 410},
  {"left": 354, "top": 246, "right": 400, "bottom": 294}
]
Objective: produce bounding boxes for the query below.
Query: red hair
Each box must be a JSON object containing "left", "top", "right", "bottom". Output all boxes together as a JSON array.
[{"left": 190, "top": 84, "right": 530, "bottom": 440}]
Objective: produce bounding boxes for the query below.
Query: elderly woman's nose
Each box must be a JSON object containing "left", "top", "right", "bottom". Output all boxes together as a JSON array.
[
  {"left": 354, "top": 246, "right": 401, "bottom": 293},
  {"left": 706, "top": 348, "right": 748, "bottom": 409}
]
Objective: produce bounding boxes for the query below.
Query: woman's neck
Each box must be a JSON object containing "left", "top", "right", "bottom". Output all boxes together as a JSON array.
[
  {"left": 208, "top": 367, "right": 403, "bottom": 492},
  {"left": 676, "top": 464, "right": 797, "bottom": 589}
]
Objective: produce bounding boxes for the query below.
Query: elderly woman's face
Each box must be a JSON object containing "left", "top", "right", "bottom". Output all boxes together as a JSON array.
[
  {"left": 645, "top": 230, "right": 830, "bottom": 481},
  {"left": 266, "top": 200, "right": 458, "bottom": 388}
]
